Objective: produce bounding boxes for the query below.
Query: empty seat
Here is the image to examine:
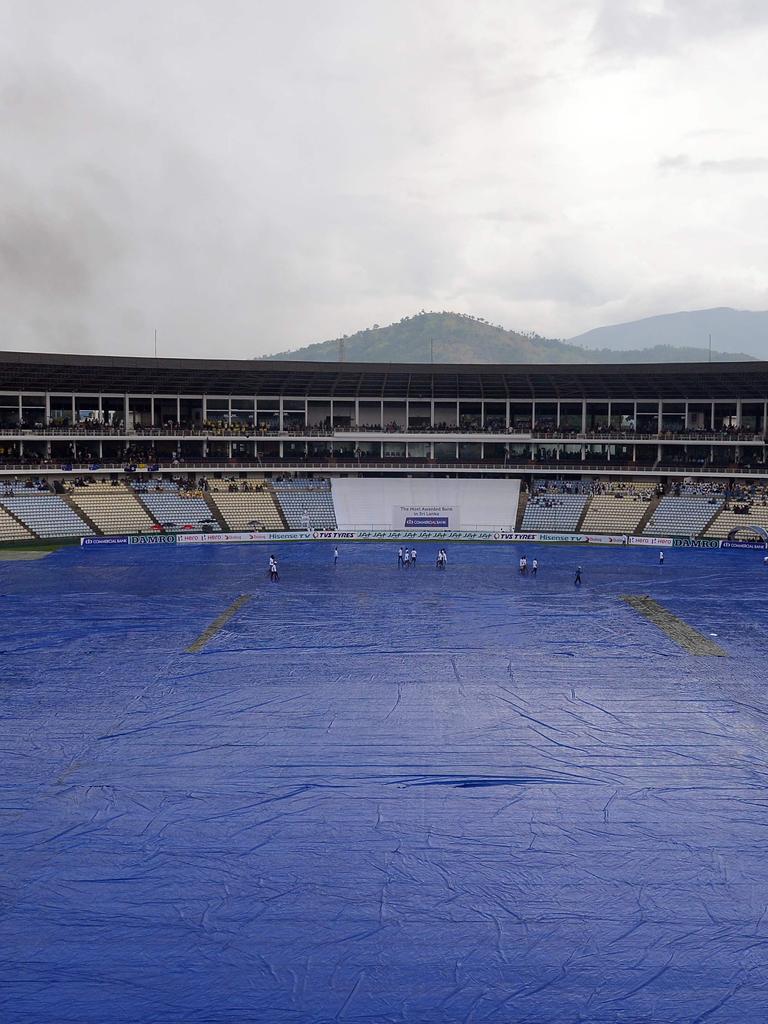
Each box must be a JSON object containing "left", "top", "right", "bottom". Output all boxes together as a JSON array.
[
  {"left": 138, "top": 493, "right": 218, "bottom": 529},
  {"left": 1, "top": 494, "right": 92, "bottom": 538},
  {"left": 272, "top": 480, "right": 337, "bottom": 529},
  {"left": 581, "top": 495, "right": 652, "bottom": 535},
  {"left": 521, "top": 494, "right": 587, "bottom": 532},
  {"left": 207, "top": 490, "right": 285, "bottom": 530},
  {"left": 70, "top": 485, "right": 157, "bottom": 534},
  {"left": 0, "top": 504, "right": 35, "bottom": 541},
  {"left": 644, "top": 496, "right": 723, "bottom": 537},
  {"left": 705, "top": 502, "right": 768, "bottom": 538}
]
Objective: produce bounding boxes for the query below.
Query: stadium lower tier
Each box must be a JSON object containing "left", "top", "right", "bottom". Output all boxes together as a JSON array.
[{"left": 0, "top": 475, "right": 767, "bottom": 542}]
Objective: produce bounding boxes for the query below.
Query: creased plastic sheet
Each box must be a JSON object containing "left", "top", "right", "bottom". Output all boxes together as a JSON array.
[{"left": 1, "top": 542, "right": 768, "bottom": 1023}]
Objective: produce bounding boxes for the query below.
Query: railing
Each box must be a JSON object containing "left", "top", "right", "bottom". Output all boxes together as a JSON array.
[
  {"left": 0, "top": 425, "right": 765, "bottom": 442},
  {"left": 1, "top": 457, "right": 768, "bottom": 476}
]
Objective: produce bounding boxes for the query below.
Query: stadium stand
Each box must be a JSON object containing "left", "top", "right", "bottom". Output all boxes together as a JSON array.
[
  {"left": 138, "top": 493, "right": 218, "bottom": 530},
  {"left": 705, "top": 498, "right": 768, "bottom": 539},
  {"left": 643, "top": 495, "right": 724, "bottom": 537},
  {"left": 206, "top": 489, "right": 285, "bottom": 530},
  {"left": 521, "top": 494, "right": 588, "bottom": 532},
  {"left": 0, "top": 504, "right": 35, "bottom": 541},
  {"left": 1, "top": 494, "right": 93, "bottom": 538},
  {"left": 580, "top": 490, "right": 654, "bottom": 535},
  {"left": 131, "top": 480, "right": 180, "bottom": 493},
  {"left": 69, "top": 483, "right": 157, "bottom": 535},
  {"left": 272, "top": 479, "right": 337, "bottom": 529}
]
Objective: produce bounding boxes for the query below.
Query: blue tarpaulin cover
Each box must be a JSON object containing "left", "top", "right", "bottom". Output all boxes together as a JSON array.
[{"left": 1, "top": 542, "right": 767, "bottom": 1023}]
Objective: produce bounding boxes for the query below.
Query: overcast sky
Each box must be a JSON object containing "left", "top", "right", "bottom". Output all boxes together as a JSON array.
[{"left": 1, "top": 0, "right": 768, "bottom": 357}]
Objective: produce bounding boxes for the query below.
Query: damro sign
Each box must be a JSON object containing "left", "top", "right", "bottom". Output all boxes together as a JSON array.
[
  {"left": 128, "top": 534, "right": 177, "bottom": 545},
  {"left": 671, "top": 538, "right": 720, "bottom": 549}
]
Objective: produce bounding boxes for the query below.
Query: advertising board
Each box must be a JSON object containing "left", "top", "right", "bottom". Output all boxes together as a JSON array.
[{"left": 80, "top": 536, "right": 129, "bottom": 546}]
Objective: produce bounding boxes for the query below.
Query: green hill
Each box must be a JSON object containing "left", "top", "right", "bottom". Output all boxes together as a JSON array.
[{"left": 264, "top": 311, "right": 751, "bottom": 364}]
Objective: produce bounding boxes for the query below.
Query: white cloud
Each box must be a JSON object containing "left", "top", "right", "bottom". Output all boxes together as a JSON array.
[{"left": 0, "top": 0, "right": 768, "bottom": 356}]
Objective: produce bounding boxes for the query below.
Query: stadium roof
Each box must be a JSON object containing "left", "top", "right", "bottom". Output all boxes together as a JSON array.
[{"left": 0, "top": 350, "right": 767, "bottom": 400}]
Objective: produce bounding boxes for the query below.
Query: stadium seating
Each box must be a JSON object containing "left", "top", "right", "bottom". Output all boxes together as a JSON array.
[
  {"left": 207, "top": 490, "right": 285, "bottom": 530},
  {"left": 521, "top": 494, "right": 587, "bottom": 532},
  {"left": 643, "top": 496, "right": 723, "bottom": 537},
  {"left": 272, "top": 480, "right": 337, "bottom": 529},
  {"left": 138, "top": 493, "right": 218, "bottom": 530},
  {"left": 131, "top": 480, "right": 180, "bottom": 493},
  {"left": 580, "top": 495, "right": 652, "bottom": 535},
  {"left": 1, "top": 494, "right": 92, "bottom": 538},
  {"left": 0, "top": 504, "right": 35, "bottom": 541},
  {"left": 205, "top": 478, "right": 254, "bottom": 492},
  {"left": 705, "top": 501, "right": 768, "bottom": 539},
  {"left": 70, "top": 484, "right": 157, "bottom": 534}
]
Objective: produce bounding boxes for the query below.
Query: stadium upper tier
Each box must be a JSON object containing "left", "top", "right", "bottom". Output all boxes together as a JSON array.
[
  {"left": 1, "top": 350, "right": 768, "bottom": 399},
  {"left": 1, "top": 352, "right": 767, "bottom": 480}
]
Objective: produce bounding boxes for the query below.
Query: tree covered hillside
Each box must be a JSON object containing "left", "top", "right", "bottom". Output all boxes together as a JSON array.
[{"left": 264, "top": 311, "right": 750, "bottom": 364}]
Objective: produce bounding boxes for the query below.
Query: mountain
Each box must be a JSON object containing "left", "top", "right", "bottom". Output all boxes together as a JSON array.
[
  {"left": 569, "top": 307, "right": 767, "bottom": 358},
  {"left": 264, "top": 311, "right": 753, "bottom": 364}
]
